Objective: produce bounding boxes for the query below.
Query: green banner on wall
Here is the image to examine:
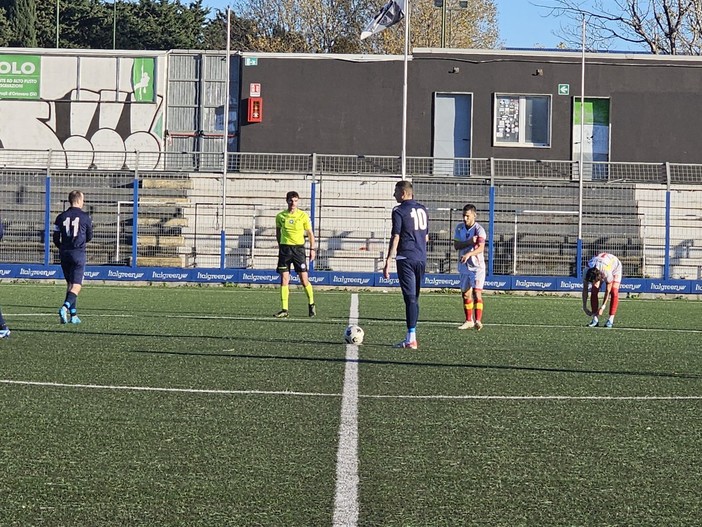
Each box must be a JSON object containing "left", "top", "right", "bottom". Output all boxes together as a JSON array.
[
  {"left": 0, "top": 55, "right": 41, "bottom": 99},
  {"left": 132, "top": 57, "right": 155, "bottom": 102}
]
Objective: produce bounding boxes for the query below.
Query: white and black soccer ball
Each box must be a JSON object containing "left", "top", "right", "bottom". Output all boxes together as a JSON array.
[{"left": 344, "top": 324, "right": 364, "bottom": 345}]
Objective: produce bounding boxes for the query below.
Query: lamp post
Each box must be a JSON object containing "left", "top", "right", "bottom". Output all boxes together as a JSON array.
[
  {"left": 113, "top": 1, "right": 117, "bottom": 49},
  {"left": 55, "top": 0, "right": 59, "bottom": 47},
  {"left": 434, "top": 0, "right": 469, "bottom": 48}
]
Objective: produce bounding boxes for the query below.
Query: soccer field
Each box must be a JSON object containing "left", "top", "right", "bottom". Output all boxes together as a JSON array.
[{"left": 1, "top": 283, "right": 701, "bottom": 526}]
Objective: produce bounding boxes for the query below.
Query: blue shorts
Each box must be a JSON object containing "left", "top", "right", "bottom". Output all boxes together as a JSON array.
[{"left": 60, "top": 251, "right": 86, "bottom": 285}]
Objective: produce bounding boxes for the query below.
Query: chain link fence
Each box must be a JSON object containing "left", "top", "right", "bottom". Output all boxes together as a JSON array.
[{"left": 1, "top": 152, "right": 700, "bottom": 280}]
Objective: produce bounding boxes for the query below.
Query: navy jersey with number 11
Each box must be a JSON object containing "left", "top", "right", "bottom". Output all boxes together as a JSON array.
[
  {"left": 391, "top": 199, "right": 428, "bottom": 261},
  {"left": 53, "top": 207, "right": 93, "bottom": 253}
]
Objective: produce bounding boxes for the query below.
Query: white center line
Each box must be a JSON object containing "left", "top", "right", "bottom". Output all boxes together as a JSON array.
[{"left": 333, "top": 293, "right": 360, "bottom": 527}]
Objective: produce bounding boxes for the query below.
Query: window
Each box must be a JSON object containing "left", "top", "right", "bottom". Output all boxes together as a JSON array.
[{"left": 494, "top": 94, "right": 551, "bottom": 147}]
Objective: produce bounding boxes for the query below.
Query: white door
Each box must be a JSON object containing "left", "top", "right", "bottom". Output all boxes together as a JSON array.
[{"left": 433, "top": 93, "right": 472, "bottom": 176}]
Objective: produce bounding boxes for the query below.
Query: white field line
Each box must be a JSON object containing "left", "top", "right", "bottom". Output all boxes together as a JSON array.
[
  {"left": 1, "top": 379, "right": 701, "bottom": 401},
  {"left": 333, "top": 293, "right": 360, "bottom": 527}
]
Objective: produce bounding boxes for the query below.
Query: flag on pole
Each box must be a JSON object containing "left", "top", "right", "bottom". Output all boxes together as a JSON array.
[{"left": 360, "top": 0, "right": 405, "bottom": 40}]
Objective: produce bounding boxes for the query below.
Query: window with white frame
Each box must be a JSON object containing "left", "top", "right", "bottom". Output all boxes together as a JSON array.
[{"left": 494, "top": 94, "right": 551, "bottom": 147}]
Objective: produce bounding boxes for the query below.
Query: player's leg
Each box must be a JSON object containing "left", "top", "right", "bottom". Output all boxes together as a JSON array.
[
  {"left": 0, "top": 307, "right": 10, "bottom": 338},
  {"left": 299, "top": 271, "right": 316, "bottom": 317},
  {"left": 605, "top": 281, "right": 621, "bottom": 328},
  {"left": 394, "top": 259, "right": 418, "bottom": 348},
  {"left": 294, "top": 247, "right": 315, "bottom": 317},
  {"left": 588, "top": 282, "right": 601, "bottom": 326},
  {"left": 458, "top": 275, "right": 474, "bottom": 329},
  {"left": 473, "top": 268, "right": 486, "bottom": 331},
  {"left": 275, "top": 248, "right": 292, "bottom": 317}
]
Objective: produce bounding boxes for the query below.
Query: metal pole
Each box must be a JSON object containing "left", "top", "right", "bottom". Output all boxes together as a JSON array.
[
  {"left": 576, "top": 14, "right": 586, "bottom": 279},
  {"left": 112, "top": 1, "right": 117, "bottom": 49},
  {"left": 400, "top": 0, "right": 410, "bottom": 179},
  {"left": 441, "top": 0, "right": 446, "bottom": 47},
  {"left": 221, "top": 8, "right": 232, "bottom": 269},
  {"left": 55, "top": 0, "right": 60, "bottom": 48}
]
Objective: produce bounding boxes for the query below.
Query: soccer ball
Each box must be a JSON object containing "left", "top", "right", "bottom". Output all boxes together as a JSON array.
[{"left": 344, "top": 324, "right": 364, "bottom": 345}]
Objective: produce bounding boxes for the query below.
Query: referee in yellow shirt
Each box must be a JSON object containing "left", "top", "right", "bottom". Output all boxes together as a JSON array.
[{"left": 274, "top": 191, "right": 316, "bottom": 318}]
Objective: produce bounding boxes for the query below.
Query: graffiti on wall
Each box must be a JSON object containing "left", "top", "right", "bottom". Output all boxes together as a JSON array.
[{"left": 0, "top": 54, "right": 164, "bottom": 170}]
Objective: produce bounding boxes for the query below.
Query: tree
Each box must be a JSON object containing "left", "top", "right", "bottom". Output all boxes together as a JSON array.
[
  {"left": 236, "top": 0, "right": 499, "bottom": 53},
  {"left": 540, "top": 0, "right": 702, "bottom": 54},
  {"left": 0, "top": 7, "right": 11, "bottom": 46},
  {"left": 1, "top": 0, "right": 38, "bottom": 46},
  {"left": 202, "top": 8, "right": 257, "bottom": 51},
  {"left": 370, "top": 0, "right": 499, "bottom": 53}
]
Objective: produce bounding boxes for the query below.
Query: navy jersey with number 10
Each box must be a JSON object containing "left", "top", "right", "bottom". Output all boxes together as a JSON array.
[{"left": 391, "top": 199, "right": 429, "bottom": 261}]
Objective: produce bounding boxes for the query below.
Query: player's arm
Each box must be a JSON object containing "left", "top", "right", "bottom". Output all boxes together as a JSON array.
[
  {"left": 52, "top": 221, "right": 61, "bottom": 249},
  {"left": 383, "top": 234, "right": 400, "bottom": 279},
  {"left": 454, "top": 238, "right": 472, "bottom": 250},
  {"left": 306, "top": 228, "right": 316, "bottom": 262},
  {"left": 86, "top": 216, "right": 94, "bottom": 243},
  {"left": 582, "top": 278, "right": 592, "bottom": 316}
]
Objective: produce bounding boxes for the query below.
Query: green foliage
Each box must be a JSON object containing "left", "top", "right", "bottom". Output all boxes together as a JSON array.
[{"left": 3, "top": 0, "right": 38, "bottom": 46}]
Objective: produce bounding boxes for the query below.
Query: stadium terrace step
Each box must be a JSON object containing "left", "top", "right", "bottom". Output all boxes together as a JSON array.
[
  {"left": 135, "top": 256, "right": 184, "bottom": 267},
  {"left": 136, "top": 235, "right": 185, "bottom": 247},
  {"left": 141, "top": 178, "right": 193, "bottom": 190}
]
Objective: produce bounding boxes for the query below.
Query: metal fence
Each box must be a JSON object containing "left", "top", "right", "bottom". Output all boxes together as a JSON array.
[{"left": 0, "top": 152, "right": 700, "bottom": 280}]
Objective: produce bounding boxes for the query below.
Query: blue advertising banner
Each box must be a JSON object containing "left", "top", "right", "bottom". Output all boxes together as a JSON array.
[{"left": 0, "top": 263, "right": 699, "bottom": 294}]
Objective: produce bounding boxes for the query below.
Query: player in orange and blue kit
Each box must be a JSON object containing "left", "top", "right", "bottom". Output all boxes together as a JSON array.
[
  {"left": 454, "top": 204, "right": 487, "bottom": 331},
  {"left": 582, "top": 252, "right": 622, "bottom": 328}
]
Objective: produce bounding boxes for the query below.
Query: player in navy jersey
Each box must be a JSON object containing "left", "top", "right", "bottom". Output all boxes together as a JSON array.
[
  {"left": 0, "top": 217, "right": 9, "bottom": 338},
  {"left": 53, "top": 190, "right": 93, "bottom": 324},
  {"left": 383, "top": 180, "right": 429, "bottom": 349}
]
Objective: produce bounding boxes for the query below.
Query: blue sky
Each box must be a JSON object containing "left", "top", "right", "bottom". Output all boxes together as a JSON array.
[{"left": 201, "top": 0, "right": 578, "bottom": 50}]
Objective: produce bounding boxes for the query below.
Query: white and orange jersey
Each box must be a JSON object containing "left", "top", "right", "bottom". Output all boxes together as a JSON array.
[
  {"left": 454, "top": 222, "right": 486, "bottom": 272},
  {"left": 587, "top": 252, "right": 622, "bottom": 283}
]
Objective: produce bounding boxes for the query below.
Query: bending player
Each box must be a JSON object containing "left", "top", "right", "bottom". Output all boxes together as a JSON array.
[{"left": 582, "top": 252, "right": 622, "bottom": 328}]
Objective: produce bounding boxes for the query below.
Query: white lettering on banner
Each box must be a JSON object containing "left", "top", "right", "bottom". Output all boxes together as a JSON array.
[
  {"left": 425, "top": 277, "right": 460, "bottom": 287},
  {"left": 151, "top": 272, "right": 189, "bottom": 280},
  {"left": 0, "top": 61, "right": 36, "bottom": 75},
  {"left": 196, "top": 272, "right": 235, "bottom": 281},
  {"left": 242, "top": 273, "right": 278, "bottom": 282},
  {"left": 650, "top": 283, "right": 687, "bottom": 292},
  {"left": 19, "top": 268, "right": 57, "bottom": 277},
  {"left": 84, "top": 271, "right": 101, "bottom": 278},
  {"left": 559, "top": 281, "right": 582, "bottom": 290},
  {"left": 107, "top": 270, "right": 145, "bottom": 279},
  {"left": 515, "top": 279, "right": 553, "bottom": 288},
  {"left": 333, "top": 276, "right": 372, "bottom": 285}
]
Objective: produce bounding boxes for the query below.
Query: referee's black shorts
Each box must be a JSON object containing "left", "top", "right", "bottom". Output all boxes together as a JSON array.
[{"left": 277, "top": 245, "right": 308, "bottom": 274}]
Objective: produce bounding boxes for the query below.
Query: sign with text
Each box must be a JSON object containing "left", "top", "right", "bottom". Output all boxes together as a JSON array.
[{"left": 0, "top": 55, "right": 41, "bottom": 99}]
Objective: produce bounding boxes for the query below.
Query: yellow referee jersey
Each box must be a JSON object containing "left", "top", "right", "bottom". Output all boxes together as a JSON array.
[{"left": 276, "top": 209, "right": 311, "bottom": 246}]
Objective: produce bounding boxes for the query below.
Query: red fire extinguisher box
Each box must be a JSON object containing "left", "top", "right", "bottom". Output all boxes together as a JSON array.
[{"left": 247, "top": 97, "right": 263, "bottom": 123}]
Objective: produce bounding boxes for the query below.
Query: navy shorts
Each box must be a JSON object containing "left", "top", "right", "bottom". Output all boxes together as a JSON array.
[
  {"left": 60, "top": 251, "right": 86, "bottom": 285},
  {"left": 277, "top": 245, "right": 308, "bottom": 274},
  {"left": 396, "top": 258, "right": 425, "bottom": 298}
]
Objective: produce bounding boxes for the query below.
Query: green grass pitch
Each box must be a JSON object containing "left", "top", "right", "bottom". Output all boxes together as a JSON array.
[{"left": 1, "top": 283, "right": 701, "bottom": 526}]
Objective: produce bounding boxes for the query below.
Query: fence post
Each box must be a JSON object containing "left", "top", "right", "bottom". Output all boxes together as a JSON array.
[
  {"left": 43, "top": 156, "right": 52, "bottom": 266},
  {"left": 488, "top": 157, "right": 495, "bottom": 277},
  {"left": 309, "top": 153, "right": 318, "bottom": 273},
  {"left": 131, "top": 152, "right": 140, "bottom": 268},
  {"left": 664, "top": 162, "right": 671, "bottom": 280}
]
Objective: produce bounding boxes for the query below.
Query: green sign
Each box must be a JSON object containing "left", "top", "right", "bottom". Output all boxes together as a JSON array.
[
  {"left": 0, "top": 55, "right": 41, "bottom": 99},
  {"left": 558, "top": 84, "right": 570, "bottom": 96},
  {"left": 244, "top": 57, "right": 258, "bottom": 66},
  {"left": 132, "top": 58, "right": 155, "bottom": 102}
]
